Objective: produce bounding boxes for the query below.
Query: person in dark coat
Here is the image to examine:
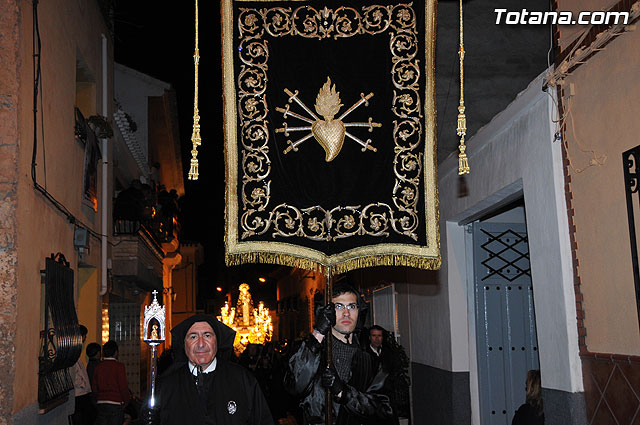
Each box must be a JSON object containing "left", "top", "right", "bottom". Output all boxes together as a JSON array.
[
  {"left": 143, "top": 314, "right": 273, "bottom": 425},
  {"left": 365, "top": 326, "right": 404, "bottom": 425},
  {"left": 284, "top": 283, "right": 393, "bottom": 425},
  {"left": 86, "top": 342, "right": 102, "bottom": 384},
  {"left": 512, "top": 370, "right": 544, "bottom": 425}
]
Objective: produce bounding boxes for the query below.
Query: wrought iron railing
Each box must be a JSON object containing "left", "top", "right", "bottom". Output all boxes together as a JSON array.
[
  {"left": 623, "top": 147, "right": 640, "bottom": 331},
  {"left": 38, "top": 254, "right": 82, "bottom": 411}
]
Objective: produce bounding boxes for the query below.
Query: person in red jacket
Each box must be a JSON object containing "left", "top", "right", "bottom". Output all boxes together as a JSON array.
[{"left": 92, "top": 340, "right": 130, "bottom": 425}]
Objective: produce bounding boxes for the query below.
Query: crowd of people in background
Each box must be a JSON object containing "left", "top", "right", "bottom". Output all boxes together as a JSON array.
[
  {"left": 69, "top": 327, "right": 139, "bottom": 425},
  {"left": 69, "top": 306, "right": 412, "bottom": 425},
  {"left": 70, "top": 310, "right": 539, "bottom": 425}
]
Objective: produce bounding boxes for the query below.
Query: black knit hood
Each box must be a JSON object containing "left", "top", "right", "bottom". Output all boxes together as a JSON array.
[{"left": 170, "top": 314, "right": 236, "bottom": 363}]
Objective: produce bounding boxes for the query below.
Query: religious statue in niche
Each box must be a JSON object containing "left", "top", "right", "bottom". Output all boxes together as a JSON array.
[{"left": 149, "top": 322, "right": 159, "bottom": 340}]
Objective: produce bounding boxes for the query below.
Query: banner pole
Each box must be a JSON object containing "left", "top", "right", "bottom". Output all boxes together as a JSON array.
[{"left": 325, "top": 265, "right": 334, "bottom": 424}]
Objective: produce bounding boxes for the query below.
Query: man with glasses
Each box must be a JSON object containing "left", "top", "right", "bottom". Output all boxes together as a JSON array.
[{"left": 285, "top": 282, "right": 393, "bottom": 425}]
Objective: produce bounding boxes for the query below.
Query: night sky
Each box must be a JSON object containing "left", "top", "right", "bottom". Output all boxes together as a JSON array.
[{"left": 113, "top": 1, "right": 277, "bottom": 308}]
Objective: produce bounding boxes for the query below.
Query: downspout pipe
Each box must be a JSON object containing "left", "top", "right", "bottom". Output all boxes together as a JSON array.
[{"left": 100, "top": 33, "right": 108, "bottom": 296}]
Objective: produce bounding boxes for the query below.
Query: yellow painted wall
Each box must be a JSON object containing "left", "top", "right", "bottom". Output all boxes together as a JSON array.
[
  {"left": 558, "top": 0, "right": 640, "bottom": 354},
  {"left": 14, "top": 0, "right": 112, "bottom": 413},
  {"left": 78, "top": 267, "right": 101, "bottom": 354}
]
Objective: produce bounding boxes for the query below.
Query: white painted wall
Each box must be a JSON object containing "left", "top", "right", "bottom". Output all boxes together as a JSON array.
[
  {"left": 114, "top": 63, "right": 170, "bottom": 166},
  {"left": 432, "top": 72, "right": 582, "bottom": 404}
]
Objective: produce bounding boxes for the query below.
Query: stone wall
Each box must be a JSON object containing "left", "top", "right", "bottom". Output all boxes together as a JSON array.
[{"left": 0, "top": 1, "right": 20, "bottom": 422}]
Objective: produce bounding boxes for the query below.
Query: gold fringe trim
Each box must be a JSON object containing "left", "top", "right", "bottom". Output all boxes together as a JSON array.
[
  {"left": 225, "top": 252, "right": 322, "bottom": 273},
  {"left": 225, "top": 252, "right": 441, "bottom": 274}
]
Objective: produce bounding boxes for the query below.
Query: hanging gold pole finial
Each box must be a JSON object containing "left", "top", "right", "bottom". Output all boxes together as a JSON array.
[
  {"left": 457, "top": 0, "right": 469, "bottom": 175},
  {"left": 188, "top": 0, "right": 201, "bottom": 180}
]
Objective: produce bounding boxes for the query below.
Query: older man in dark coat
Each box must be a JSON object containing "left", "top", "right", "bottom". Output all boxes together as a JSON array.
[{"left": 144, "top": 314, "right": 273, "bottom": 425}]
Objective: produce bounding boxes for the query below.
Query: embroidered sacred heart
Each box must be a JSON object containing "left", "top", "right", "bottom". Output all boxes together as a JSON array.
[
  {"left": 312, "top": 119, "right": 345, "bottom": 162},
  {"left": 277, "top": 76, "right": 380, "bottom": 158},
  {"left": 312, "top": 77, "right": 345, "bottom": 162}
]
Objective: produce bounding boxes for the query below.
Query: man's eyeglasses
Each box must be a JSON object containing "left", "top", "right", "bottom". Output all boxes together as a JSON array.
[{"left": 335, "top": 303, "right": 357, "bottom": 311}]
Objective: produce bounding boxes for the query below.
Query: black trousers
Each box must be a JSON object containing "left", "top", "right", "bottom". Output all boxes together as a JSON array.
[
  {"left": 70, "top": 393, "right": 97, "bottom": 425},
  {"left": 95, "top": 403, "right": 124, "bottom": 425}
]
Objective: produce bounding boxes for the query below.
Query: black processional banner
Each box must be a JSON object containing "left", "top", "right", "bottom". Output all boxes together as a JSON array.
[{"left": 223, "top": 0, "right": 440, "bottom": 273}]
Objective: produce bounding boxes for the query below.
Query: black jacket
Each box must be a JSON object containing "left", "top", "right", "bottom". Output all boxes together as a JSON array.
[
  {"left": 154, "top": 359, "right": 273, "bottom": 425},
  {"left": 363, "top": 346, "right": 400, "bottom": 425},
  {"left": 144, "top": 314, "right": 273, "bottom": 425},
  {"left": 511, "top": 403, "right": 544, "bottom": 425},
  {"left": 284, "top": 334, "right": 393, "bottom": 425}
]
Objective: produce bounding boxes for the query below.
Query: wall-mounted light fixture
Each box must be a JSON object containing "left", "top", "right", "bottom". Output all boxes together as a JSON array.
[{"left": 74, "top": 228, "right": 89, "bottom": 262}]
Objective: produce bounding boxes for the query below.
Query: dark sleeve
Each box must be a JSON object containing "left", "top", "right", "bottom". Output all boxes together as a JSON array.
[
  {"left": 248, "top": 370, "right": 275, "bottom": 425},
  {"left": 91, "top": 366, "right": 98, "bottom": 394},
  {"left": 339, "top": 363, "right": 394, "bottom": 420},
  {"left": 283, "top": 336, "right": 322, "bottom": 397}
]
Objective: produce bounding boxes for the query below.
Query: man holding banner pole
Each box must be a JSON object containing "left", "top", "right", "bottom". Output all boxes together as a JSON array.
[{"left": 284, "top": 282, "right": 393, "bottom": 425}]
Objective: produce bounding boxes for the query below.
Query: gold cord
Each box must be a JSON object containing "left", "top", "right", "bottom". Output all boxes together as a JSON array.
[
  {"left": 188, "top": 0, "right": 202, "bottom": 180},
  {"left": 457, "top": 0, "right": 469, "bottom": 175}
]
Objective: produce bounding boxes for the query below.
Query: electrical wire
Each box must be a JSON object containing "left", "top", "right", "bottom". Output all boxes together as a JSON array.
[
  {"left": 564, "top": 96, "right": 607, "bottom": 173},
  {"left": 32, "top": 0, "right": 104, "bottom": 242}
]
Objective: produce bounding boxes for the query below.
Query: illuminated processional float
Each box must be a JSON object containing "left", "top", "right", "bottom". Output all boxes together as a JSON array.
[{"left": 218, "top": 283, "right": 273, "bottom": 356}]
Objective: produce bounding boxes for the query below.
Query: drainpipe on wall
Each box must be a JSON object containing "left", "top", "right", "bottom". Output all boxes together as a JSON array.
[{"left": 100, "top": 33, "right": 108, "bottom": 296}]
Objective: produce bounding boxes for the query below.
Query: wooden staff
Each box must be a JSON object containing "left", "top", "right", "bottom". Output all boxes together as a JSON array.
[{"left": 325, "top": 265, "right": 334, "bottom": 425}]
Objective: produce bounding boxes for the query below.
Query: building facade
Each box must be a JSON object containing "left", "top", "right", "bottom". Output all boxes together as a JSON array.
[
  {"left": 553, "top": 0, "right": 640, "bottom": 423},
  {"left": 0, "top": 2, "right": 186, "bottom": 422},
  {"left": 1, "top": 0, "right": 114, "bottom": 422}
]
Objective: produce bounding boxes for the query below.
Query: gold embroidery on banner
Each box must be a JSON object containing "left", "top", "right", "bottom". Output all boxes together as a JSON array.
[
  {"left": 236, "top": 4, "right": 424, "bottom": 242},
  {"left": 276, "top": 77, "right": 380, "bottom": 161}
]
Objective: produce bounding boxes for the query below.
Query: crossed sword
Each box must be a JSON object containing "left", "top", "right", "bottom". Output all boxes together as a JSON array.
[{"left": 276, "top": 88, "right": 381, "bottom": 154}]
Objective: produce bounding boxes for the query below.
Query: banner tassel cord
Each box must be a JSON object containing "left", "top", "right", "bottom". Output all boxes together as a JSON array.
[
  {"left": 188, "top": 0, "right": 202, "bottom": 180},
  {"left": 457, "top": 0, "right": 470, "bottom": 175}
]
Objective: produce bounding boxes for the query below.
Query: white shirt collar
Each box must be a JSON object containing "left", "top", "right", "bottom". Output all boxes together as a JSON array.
[
  {"left": 189, "top": 357, "right": 217, "bottom": 375},
  {"left": 370, "top": 344, "right": 381, "bottom": 355}
]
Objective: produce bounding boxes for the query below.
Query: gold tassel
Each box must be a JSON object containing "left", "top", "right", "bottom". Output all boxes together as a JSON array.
[
  {"left": 192, "top": 115, "right": 201, "bottom": 146},
  {"left": 458, "top": 139, "right": 469, "bottom": 175},
  {"left": 457, "top": 0, "right": 469, "bottom": 175},
  {"left": 457, "top": 105, "right": 466, "bottom": 137},
  {"left": 189, "top": 149, "right": 198, "bottom": 180},
  {"left": 188, "top": 0, "right": 201, "bottom": 181}
]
